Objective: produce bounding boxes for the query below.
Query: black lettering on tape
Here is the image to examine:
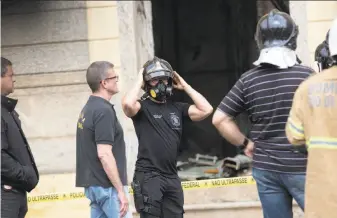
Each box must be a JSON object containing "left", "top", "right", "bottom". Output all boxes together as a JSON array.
[
  {"left": 27, "top": 176, "right": 256, "bottom": 204},
  {"left": 212, "top": 180, "right": 221, "bottom": 186},
  {"left": 211, "top": 177, "right": 248, "bottom": 186},
  {"left": 70, "top": 192, "right": 85, "bottom": 198},
  {"left": 28, "top": 194, "right": 59, "bottom": 202},
  {"left": 181, "top": 181, "right": 201, "bottom": 189}
]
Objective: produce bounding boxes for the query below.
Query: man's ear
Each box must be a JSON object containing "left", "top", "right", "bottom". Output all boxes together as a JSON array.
[{"left": 100, "top": 80, "right": 107, "bottom": 89}]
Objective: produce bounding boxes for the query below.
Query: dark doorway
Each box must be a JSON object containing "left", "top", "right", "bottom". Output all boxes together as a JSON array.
[{"left": 151, "top": 0, "right": 289, "bottom": 161}]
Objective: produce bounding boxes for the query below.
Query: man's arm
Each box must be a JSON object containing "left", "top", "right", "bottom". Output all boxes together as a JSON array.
[
  {"left": 97, "top": 144, "right": 124, "bottom": 192},
  {"left": 286, "top": 84, "right": 306, "bottom": 146},
  {"left": 173, "top": 72, "right": 213, "bottom": 121},
  {"left": 212, "top": 79, "right": 254, "bottom": 155},
  {"left": 212, "top": 111, "right": 248, "bottom": 146},
  {"left": 94, "top": 108, "right": 124, "bottom": 193},
  {"left": 1, "top": 122, "right": 37, "bottom": 191},
  {"left": 122, "top": 69, "right": 144, "bottom": 118}
]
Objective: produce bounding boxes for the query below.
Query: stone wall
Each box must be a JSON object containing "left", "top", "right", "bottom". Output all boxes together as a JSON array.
[
  {"left": 1, "top": 1, "right": 137, "bottom": 178},
  {"left": 306, "top": 1, "right": 337, "bottom": 63},
  {"left": 116, "top": 0, "right": 155, "bottom": 183},
  {"left": 1, "top": 1, "right": 90, "bottom": 174},
  {"left": 290, "top": 1, "right": 337, "bottom": 66},
  {"left": 1, "top": 0, "right": 151, "bottom": 186}
]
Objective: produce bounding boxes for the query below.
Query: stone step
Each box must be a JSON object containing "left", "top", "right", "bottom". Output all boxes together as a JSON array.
[
  {"left": 26, "top": 194, "right": 303, "bottom": 218},
  {"left": 132, "top": 202, "right": 304, "bottom": 218},
  {"left": 183, "top": 185, "right": 259, "bottom": 204}
]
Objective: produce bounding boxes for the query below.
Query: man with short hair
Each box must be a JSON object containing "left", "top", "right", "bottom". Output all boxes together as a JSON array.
[
  {"left": 122, "top": 57, "right": 213, "bottom": 218},
  {"left": 212, "top": 10, "right": 315, "bottom": 218},
  {"left": 76, "top": 61, "right": 131, "bottom": 218},
  {"left": 286, "top": 18, "right": 337, "bottom": 218},
  {"left": 1, "top": 57, "right": 39, "bottom": 218}
]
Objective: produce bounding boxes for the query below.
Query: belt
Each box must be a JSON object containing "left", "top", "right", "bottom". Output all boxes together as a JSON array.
[{"left": 1, "top": 184, "right": 26, "bottom": 195}]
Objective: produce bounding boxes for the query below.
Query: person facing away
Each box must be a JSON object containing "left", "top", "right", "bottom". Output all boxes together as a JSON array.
[
  {"left": 121, "top": 57, "right": 213, "bottom": 218},
  {"left": 75, "top": 61, "right": 131, "bottom": 218},
  {"left": 286, "top": 18, "right": 337, "bottom": 218},
  {"left": 1, "top": 57, "right": 39, "bottom": 218},
  {"left": 212, "top": 9, "right": 315, "bottom": 218},
  {"left": 313, "top": 30, "right": 333, "bottom": 73}
]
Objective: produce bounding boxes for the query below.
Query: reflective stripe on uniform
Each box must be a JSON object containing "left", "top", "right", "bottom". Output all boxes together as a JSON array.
[
  {"left": 287, "top": 117, "right": 305, "bottom": 138},
  {"left": 307, "top": 137, "right": 337, "bottom": 149}
]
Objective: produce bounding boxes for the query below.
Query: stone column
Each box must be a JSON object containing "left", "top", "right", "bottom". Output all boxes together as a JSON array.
[
  {"left": 289, "top": 1, "right": 311, "bottom": 67},
  {"left": 117, "top": 0, "right": 154, "bottom": 182}
]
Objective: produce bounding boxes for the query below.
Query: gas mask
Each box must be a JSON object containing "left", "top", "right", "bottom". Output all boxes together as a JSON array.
[
  {"left": 142, "top": 57, "right": 174, "bottom": 102},
  {"left": 148, "top": 78, "right": 173, "bottom": 101}
]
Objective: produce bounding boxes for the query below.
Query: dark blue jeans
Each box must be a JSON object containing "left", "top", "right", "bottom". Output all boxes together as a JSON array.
[{"left": 252, "top": 168, "right": 305, "bottom": 218}]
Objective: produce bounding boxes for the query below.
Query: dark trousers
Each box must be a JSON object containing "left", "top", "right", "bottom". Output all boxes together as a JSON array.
[
  {"left": 132, "top": 171, "right": 184, "bottom": 218},
  {"left": 1, "top": 188, "right": 28, "bottom": 218}
]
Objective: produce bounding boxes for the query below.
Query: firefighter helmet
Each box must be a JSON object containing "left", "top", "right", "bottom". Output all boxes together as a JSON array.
[{"left": 255, "top": 9, "right": 299, "bottom": 51}]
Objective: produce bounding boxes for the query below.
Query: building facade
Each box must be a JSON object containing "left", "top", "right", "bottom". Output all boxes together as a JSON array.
[{"left": 1, "top": 1, "right": 336, "bottom": 217}]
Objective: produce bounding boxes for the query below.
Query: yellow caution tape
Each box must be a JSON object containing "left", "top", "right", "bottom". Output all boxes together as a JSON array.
[
  {"left": 28, "top": 192, "right": 85, "bottom": 203},
  {"left": 27, "top": 176, "right": 255, "bottom": 204}
]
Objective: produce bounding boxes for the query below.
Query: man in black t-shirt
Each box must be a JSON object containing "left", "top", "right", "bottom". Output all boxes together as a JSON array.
[
  {"left": 122, "top": 57, "right": 213, "bottom": 218},
  {"left": 76, "top": 61, "right": 131, "bottom": 218}
]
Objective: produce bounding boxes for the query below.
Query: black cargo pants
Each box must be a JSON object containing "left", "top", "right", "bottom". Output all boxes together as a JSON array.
[{"left": 132, "top": 171, "right": 184, "bottom": 218}]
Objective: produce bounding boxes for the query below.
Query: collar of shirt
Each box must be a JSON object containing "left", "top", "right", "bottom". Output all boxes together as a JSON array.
[
  {"left": 1, "top": 95, "right": 18, "bottom": 112},
  {"left": 89, "top": 95, "right": 115, "bottom": 107}
]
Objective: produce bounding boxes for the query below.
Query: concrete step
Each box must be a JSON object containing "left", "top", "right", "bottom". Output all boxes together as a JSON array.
[
  {"left": 183, "top": 185, "right": 260, "bottom": 204},
  {"left": 26, "top": 199, "right": 304, "bottom": 218},
  {"left": 132, "top": 202, "right": 304, "bottom": 218}
]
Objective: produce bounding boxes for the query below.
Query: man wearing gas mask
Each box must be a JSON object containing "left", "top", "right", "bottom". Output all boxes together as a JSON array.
[
  {"left": 122, "top": 57, "right": 213, "bottom": 218},
  {"left": 314, "top": 31, "right": 333, "bottom": 72},
  {"left": 212, "top": 10, "right": 315, "bottom": 218},
  {"left": 286, "top": 18, "right": 337, "bottom": 218}
]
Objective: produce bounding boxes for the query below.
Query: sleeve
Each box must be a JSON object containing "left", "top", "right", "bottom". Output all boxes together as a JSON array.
[
  {"left": 175, "top": 102, "right": 191, "bottom": 120},
  {"left": 217, "top": 78, "right": 246, "bottom": 117},
  {"left": 1, "top": 118, "right": 37, "bottom": 191},
  {"left": 93, "top": 107, "right": 116, "bottom": 146},
  {"left": 131, "top": 100, "right": 144, "bottom": 121},
  {"left": 286, "top": 84, "right": 306, "bottom": 145},
  {"left": 177, "top": 102, "right": 191, "bottom": 117}
]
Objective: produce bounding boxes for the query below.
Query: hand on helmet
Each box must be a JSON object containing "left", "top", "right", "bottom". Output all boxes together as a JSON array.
[
  {"left": 138, "top": 67, "right": 145, "bottom": 89},
  {"left": 173, "top": 71, "right": 188, "bottom": 90}
]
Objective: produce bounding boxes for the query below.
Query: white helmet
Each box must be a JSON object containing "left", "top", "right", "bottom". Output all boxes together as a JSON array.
[{"left": 329, "top": 18, "right": 337, "bottom": 57}]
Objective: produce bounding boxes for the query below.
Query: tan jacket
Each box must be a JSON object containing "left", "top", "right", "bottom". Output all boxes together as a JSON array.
[{"left": 286, "top": 66, "right": 337, "bottom": 218}]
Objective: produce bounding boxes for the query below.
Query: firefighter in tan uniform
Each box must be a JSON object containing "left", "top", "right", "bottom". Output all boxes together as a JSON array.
[{"left": 286, "top": 18, "right": 337, "bottom": 218}]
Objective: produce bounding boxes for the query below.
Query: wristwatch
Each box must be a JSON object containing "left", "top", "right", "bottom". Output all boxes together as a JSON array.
[{"left": 238, "top": 137, "right": 249, "bottom": 150}]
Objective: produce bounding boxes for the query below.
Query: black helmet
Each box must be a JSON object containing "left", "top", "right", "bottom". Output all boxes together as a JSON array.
[
  {"left": 315, "top": 41, "right": 333, "bottom": 71},
  {"left": 143, "top": 56, "right": 173, "bottom": 82},
  {"left": 142, "top": 57, "right": 174, "bottom": 101},
  {"left": 255, "top": 9, "right": 299, "bottom": 51}
]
